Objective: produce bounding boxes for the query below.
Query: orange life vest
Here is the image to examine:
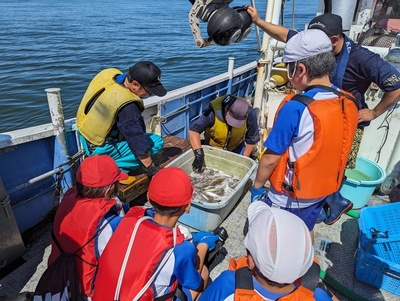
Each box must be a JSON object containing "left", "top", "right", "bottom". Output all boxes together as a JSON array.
[
  {"left": 92, "top": 207, "right": 185, "bottom": 301},
  {"left": 231, "top": 257, "right": 320, "bottom": 301},
  {"left": 48, "top": 188, "right": 116, "bottom": 296},
  {"left": 269, "top": 87, "right": 358, "bottom": 199}
]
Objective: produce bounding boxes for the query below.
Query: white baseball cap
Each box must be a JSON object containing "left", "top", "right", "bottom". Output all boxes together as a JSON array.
[
  {"left": 244, "top": 202, "right": 314, "bottom": 284},
  {"left": 278, "top": 29, "right": 332, "bottom": 63}
]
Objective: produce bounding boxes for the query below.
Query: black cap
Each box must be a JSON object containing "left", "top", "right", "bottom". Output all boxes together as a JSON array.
[
  {"left": 308, "top": 13, "right": 343, "bottom": 37},
  {"left": 128, "top": 61, "right": 167, "bottom": 97}
]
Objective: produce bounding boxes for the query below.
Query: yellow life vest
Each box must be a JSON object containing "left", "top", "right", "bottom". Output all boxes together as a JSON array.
[
  {"left": 76, "top": 68, "right": 144, "bottom": 146},
  {"left": 204, "top": 96, "right": 248, "bottom": 151}
]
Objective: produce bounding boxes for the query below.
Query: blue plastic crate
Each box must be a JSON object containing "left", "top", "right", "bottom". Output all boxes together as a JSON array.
[
  {"left": 357, "top": 203, "right": 400, "bottom": 263},
  {"left": 355, "top": 248, "right": 400, "bottom": 296},
  {"left": 355, "top": 203, "right": 400, "bottom": 295}
]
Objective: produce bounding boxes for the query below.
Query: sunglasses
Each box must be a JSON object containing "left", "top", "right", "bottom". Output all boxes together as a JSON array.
[{"left": 286, "top": 61, "right": 298, "bottom": 80}]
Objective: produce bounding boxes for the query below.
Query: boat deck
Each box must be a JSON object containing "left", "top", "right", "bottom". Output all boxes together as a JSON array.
[
  {"left": 0, "top": 140, "right": 399, "bottom": 301},
  {"left": 118, "top": 135, "right": 192, "bottom": 203}
]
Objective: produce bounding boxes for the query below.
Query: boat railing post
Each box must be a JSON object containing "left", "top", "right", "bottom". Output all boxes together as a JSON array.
[
  {"left": 253, "top": 0, "right": 282, "bottom": 129},
  {"left": 45, "top": 88, "right": 73, "bottom": 196},
  {"left": 227, "top": 57, "right": 235, "bottom": 95}
]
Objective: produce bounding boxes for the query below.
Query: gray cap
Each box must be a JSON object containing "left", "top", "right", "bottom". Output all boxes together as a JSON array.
[{"left": 279, "top": 29, "right": 332, "bottom": 63}]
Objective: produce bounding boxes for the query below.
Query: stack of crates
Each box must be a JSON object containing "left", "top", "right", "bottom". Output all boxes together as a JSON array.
[{"left": 355, "top": 202, "right": 400, "bottom": 296}]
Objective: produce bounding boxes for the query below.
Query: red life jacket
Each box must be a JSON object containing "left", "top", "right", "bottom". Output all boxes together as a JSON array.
[
  {"left": 92, "top": 206, "right": 185, "bottom": 301},
  {"left": 48, "top": 187, "right": 117, "bottom": 296},
  {"left": 269, "top": 87, "right": 358, "bottom": 199},
  {"left": 232, "top": 257, "right": 320, "bottom": 301}
]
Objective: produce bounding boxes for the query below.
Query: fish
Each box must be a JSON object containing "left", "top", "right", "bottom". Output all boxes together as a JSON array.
[{"left": 189, "top": 168, "right": 241, "bottom": 203}]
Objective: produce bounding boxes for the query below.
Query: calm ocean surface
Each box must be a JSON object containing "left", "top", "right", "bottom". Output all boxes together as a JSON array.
[{"left": 0, "top": 0, "right": 317, "bottom": 132}]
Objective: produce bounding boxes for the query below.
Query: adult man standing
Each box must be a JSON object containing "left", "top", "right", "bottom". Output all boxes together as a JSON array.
[
  {"left": 77, "top": 61, "right": 167, "bottom": 177},
  {"left": 251, "top": 29, "right": 358, "bottom": 240},
  {"left": 247, "top": 7, "right": 400, "bottom": 224},
  {"left": 189, "top": 95, "right": 259, "bottom": 172}
]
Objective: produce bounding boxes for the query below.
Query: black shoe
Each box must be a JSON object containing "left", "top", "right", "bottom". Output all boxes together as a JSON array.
[{"left": 324, "top": 191, "right": 353, "bottom": 225}]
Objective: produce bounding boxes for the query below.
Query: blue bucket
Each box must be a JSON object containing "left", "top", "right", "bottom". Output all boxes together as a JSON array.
[{"left": 340, "top": 157, "right": 386, "bottom": 209}]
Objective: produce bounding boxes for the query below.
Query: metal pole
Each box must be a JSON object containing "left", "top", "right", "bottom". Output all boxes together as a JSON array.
[
  {"left": 45, "top": 88, "right": 73, "bottom": 192},
  {"left": 227, "top": 57, "right": 235, "bottom": 95},
  {"left": 252, "top": 0, "right": 283, "bottom": 128},
  {"left": 250, "top": 0, "right": 262, "bottom": 51}
]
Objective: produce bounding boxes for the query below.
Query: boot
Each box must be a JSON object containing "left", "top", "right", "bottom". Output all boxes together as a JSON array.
[
  {"left": 316, "top": 206, "right": 327, "bottom": 224},
  {"left": 324, "top": 191, "right": 353, "bottom": 225}
]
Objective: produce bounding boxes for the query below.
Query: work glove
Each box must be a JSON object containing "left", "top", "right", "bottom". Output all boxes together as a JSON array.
[
  {"left": 251, "top": 186, "right": 266, "bottom": 203},
  {"left": 191, "top": 231, "right": 216, "bottom": 245},
  {"left": 198, "top": 234, "right": 220, "bottom": 251},
  {"left": 143, "top": 162, "right": 160, "bottom": 179},
  {"left": 192, "top": 148, "right": 205, "bottom": 172}
]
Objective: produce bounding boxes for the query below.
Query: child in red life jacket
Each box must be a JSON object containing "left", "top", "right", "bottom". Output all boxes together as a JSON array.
[
  {"left": 48, "top": 155, "right": 133, "bottom": 298},
  {"left": 199, "top": 202, "right": 335, "bottom": 301},
  {"left": 92, "top": 167, "right": 219, "bottom": 301}
]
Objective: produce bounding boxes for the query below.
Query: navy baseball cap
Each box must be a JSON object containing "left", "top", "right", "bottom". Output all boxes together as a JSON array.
[
  {"left": 308, "top": 13, "right": 343, "bottom": 37},
  {"left": 128, "top": 61, "right": 167, "bottom": 97}
]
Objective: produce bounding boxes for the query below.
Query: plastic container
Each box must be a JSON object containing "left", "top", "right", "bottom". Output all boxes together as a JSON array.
[
  {"left": 339, "top": 157, "right": 386, "bottom": 209},
  {"left": 166, "top": 146, "right": 257, "bottom": 231},
  {"left": 355, "top": 203, "right": 400, "bottom": 296},
  {"left": 355, "top": 249, "right": 400, "bottom": 296},
  {"left": 379, "top": 176, "right": 399, "bottom": 195}
]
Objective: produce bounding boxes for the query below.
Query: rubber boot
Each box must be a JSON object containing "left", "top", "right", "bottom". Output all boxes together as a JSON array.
[
  {"left": 324, "top": 190, "right": 353, "bottom": 225},
  {"left": 316, "top": 206, "right": 327, "bottom": 224}
]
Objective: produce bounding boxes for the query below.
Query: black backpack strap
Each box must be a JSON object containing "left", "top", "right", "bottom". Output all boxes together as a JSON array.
[
  {"left": 235, "top": 267, "right": 254, "bottom": 290},
  {"left": 300, "top": 261, "right": 320, "bottom": 292},
  {"left": 291, "top": 94, "right": 315, "bottom": 106},
  {"left": 173, "top": 284, "right": 188, "bottom": 301},
  {"left": 74, "top": 214, "right": 118, "bottom": 255},
  {"left": 51, "top": 230, "right": 65, "bottom": 253},
  {"left": 154, "top": 290, "right": 177, "bottom": 301},
  {"left": 305, "top": 84, "right": 357, "bottom": 103},
  {"left": 154, "top": 284, "right": 187, "bottom": 301}
]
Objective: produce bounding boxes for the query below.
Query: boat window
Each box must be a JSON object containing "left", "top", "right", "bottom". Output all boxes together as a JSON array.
[{"left": 372, "top": 0, "right": 400, "bottom": 21}]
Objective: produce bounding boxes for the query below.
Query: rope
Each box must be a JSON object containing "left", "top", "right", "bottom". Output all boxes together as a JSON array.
[{"left": 149, "top": 103, "right": 191, "bottom": 132}]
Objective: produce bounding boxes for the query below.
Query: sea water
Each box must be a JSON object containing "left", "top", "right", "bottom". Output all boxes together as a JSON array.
[{"left": 0, "top": 0, "right": 317, "bottom": 132}]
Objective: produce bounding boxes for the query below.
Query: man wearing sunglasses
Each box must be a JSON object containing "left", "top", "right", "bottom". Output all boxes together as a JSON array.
[
  {"left": 77, "top": 61, "right": 166, "bottom": 178},
  {"left": 247, "top": 7, "right": 400, "bottom": 225},
  {"left": 251, "top": 29, "right": 358, "bottom": 241}
]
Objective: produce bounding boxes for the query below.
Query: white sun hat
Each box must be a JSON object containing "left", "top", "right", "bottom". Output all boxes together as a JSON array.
[{"left": 244, "top": 201, "right": 314, "bottom": 284}]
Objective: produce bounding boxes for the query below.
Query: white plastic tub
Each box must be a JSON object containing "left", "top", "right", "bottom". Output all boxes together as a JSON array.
[{"left": 166, "top": 145, "right": 257, "bottom": 231}]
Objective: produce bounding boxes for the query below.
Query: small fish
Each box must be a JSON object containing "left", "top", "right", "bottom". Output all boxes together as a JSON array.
[{"left": 189, "top": 167, "right": 241, "bottom": 203}]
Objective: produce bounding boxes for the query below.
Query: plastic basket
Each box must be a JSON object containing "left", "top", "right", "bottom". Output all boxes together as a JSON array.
[
  {"left": 357, "top": 203, "right": 400, "bottom": 262},
  {"left": 355, "top": 203, "right": 400, "bottom": 295},
  {"left": 355, "top": 248, "right": 400, "bottom": 296}
]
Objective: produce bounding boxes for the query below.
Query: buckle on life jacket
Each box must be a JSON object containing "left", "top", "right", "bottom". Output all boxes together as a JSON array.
[
  {"left": 282, "top": 182, "right": 294, "bottom": 192},
  {"left": 287, "top": 160, "right": 295, "bottom": 169}
]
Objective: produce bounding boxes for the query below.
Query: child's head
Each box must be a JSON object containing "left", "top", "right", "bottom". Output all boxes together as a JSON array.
[
  {"left": 76, "top": 155, "right": 129, "bottom": 199},
  {"left": 280, "top": 29, "right": 335, "bottom": 88},
  {"left": 244, "top": 202, "right": 314, "bottom": 285},
  {"left": 147, "top": 167, "right": 194, "bottom": 215}
]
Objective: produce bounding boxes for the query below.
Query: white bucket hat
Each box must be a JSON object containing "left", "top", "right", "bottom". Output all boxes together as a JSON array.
[{"left": 244, "top": 202, "right": 314, "bottom": 284}]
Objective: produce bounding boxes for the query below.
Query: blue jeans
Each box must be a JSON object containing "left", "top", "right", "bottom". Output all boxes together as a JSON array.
[{"left": 265, "top": 196, "right": 325, "bottom": 231}]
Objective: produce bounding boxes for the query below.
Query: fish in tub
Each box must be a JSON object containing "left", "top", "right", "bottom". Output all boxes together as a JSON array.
[{"left": 166, "top": 145, "right": 257, "bottom": 231}]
